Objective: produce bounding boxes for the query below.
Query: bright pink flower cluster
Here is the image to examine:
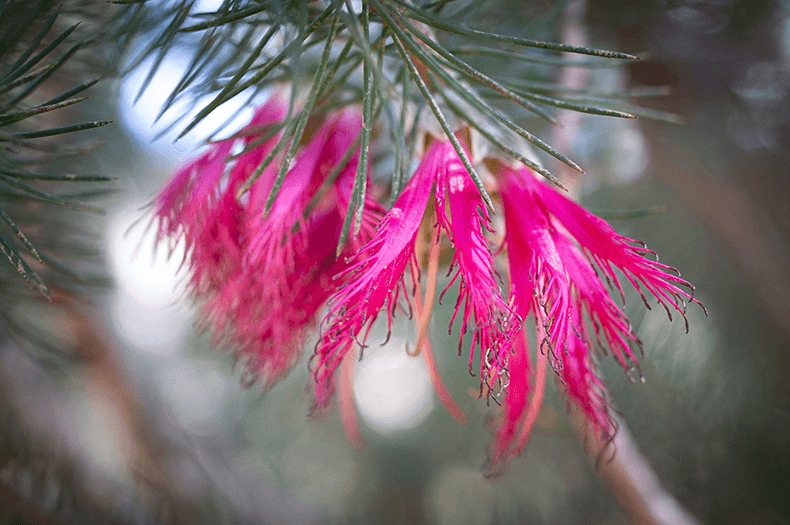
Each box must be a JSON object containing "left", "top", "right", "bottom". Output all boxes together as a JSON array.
[{"left": 154, "top": 98, "right": 703, "bottom": 465}]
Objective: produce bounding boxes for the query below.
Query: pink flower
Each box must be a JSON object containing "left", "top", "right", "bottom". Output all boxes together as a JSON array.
[
  {"left": 153, "top": 99, "right": 383, "bottom": 388},
  {"left": 211, "top": 109, "right": 384, "bottom": 386},
  {"left": 492, "top": 164, "right": 705, "bottom": 463},
  {"left": 312, "top": 139, "right": 518, "bottom": 409},
  {"left": 153, "top": 96, "right": 286, "bottom": 298}
]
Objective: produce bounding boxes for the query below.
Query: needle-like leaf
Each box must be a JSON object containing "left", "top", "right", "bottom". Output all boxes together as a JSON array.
[
  {"left": 0, "top": 169, "right": 114, "bottom": 182},
  {"left": 353, "top": 0, "right": 374, "bottom": 236},
  {"left": 263, "top": 15, "right": 341, "bottom": 213},
  {"left": 7, "top": 120, "right": 112, "bottom": 140},
  {"left": 591, "top": 205, "right": 670, "bottom": 220},
  {"left": 0, "top": 98, "right": 89, "bottom": 128},
  {"left": 451, "top": 46, "right": 632, "bottom": 68},
  {"left": 36, "top": 77, "right": 101, "bottom": 107},
  {"left": 179, "top": 3, "right": 271, "bottom": 32},
  {"left": 389, "top": 66, "right": 410, "bottom": 205},
  {"left": 442, "top": 89, "right": 564, "bottom": 188},
  {"left": 378, "top": 2, "right": 584, "bottom": 177},
  {"left": 0, "top": 63, "right": 56, "bottom": 95},
  {"left": 177, "top": 24, "right": 279, "bottom": 139},
  {"left": 374, "top": 0, "right": 493, "bottom": 211},
  {"left": 2, "top": 22, "right": 78, "bottom": 84},
  {"left": 396, "top": 2, "right": 639, "bottom": 59},
  {"left": 0, "top": 207, "right": 42, "bottom": 263},
  {"left": 2, "top": 41, "right": 83, "bottom": 111},
  {"left": 0, "top": 176, "right": 103, "bottom": 212}
]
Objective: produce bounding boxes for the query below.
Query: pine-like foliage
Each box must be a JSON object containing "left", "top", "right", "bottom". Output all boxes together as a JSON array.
[
  {"left": 0, "top": 2, "right": 116, "bottom": 520},
  {"left": 0, "top": 1, "right": 112, "bottom": 302},
  {"left": 114, "top": 0, "right": 668, "bottom": 248}
]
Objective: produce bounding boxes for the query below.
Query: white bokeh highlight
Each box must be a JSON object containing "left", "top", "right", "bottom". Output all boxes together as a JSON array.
[
  {"left": 107, "top": 204, "right": 192, "bottom": 352},
  {"left": 352, "top": 338, "right": 435, "bottom": 435},
  {"left": 118, "top": 50, "right": 260, "bottom": 158}
]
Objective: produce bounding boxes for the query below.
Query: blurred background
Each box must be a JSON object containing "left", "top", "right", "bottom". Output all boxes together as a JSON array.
[{"left": 1, "top": 0, "right": 789, "bottom": 524}]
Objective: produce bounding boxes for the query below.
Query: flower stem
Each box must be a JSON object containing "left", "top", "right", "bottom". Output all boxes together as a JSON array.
[
  {"left": 516, "top": 328, "right": 547, "bottom": 453},
  {"left": 340, "top": 347, "right": 366, "bottom": 449}
]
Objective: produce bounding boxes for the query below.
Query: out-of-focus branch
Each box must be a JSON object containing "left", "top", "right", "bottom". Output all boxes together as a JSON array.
[
  {"left": 571, "top": 411, "right": 703, "bottom": 525},
  {"left": 47, "top": 289, "right": 197, "bottom": 524},
  {"left": 553, "top": 2, "right": 701, "bottom": 524}
]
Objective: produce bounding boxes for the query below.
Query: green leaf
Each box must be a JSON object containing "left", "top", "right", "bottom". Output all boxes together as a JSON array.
[
  {"left": 0, "top": 2, "right": 46, "bottom": 63},
  {"left": 234, "top": 113, "right": 297, "bottom": 199},
  {"left": 0, "top": 231, "right": 32, "bottom": 283},
  {"left": 2, "top": 8, "right": 59, "bottom": 75},
  {"left": 37, "top": 77, "right": 101, "bottom": 107},
  {"left": 0, "top": 207, "right": 42, "bottom": 263},
  {"left": 179, "top": 3, "right": 271, "bottom": 32},
  {"left": 389, "top": 66, "right": 410, "bottom": 205},
  {"left": 6, "top": 120, "right": 112, "bottom": 140},
  {"left": 315, "top": 38, "right": 355, "bottom": 101},
  {"left": 591, "top": 205, "right": 670, "bottom": 220},
  {"left": 2, "top": 22, "right": 79, "bottom": 84},
  {"left": 0, "top": 230, "right": 48, "bottom": 297},
  {"left": 301, "top": 133, "right": 361, "bottom": 223},
  {"left": 353, "top": 0, "right": 374, "bottom": 237},
  {"left": 0, "top": 170, "right": 114, "bottom": 182},
  {"left": 393, "top": 10, "right": 558, "bottom": 123},
  {"left": 0, "top": 97, "right": 89, "bottom": 127},
  {"left": 0, "top": 62, "right": 56, "bottom": 95},
  {"left": 377, "top": 0, "right": 493, "bottom": 212},
  {"left": 263, "top": 15, "right": 340, "bottom": 214},
  {"left": 443, "top": 91, "right": 564, "bottom": 188},
  {"left": 153, "top": 31, "right": 230, "bottom": 122},
  {"left": 396, "top": 2, "right": 639, "bottom": 59},
  {"left": 177, "top": 24, "right": 280, "bottom": 139},
  {"left": 335, "top": 2, "right": 376, "bottom": 254},
  {"left": 129, "top": 4, "right": 194, "bottom": 102},
  {"left": 316, "top": 51, "right": 364, "bottom": 103},
  {"left": 0, "top": 176, "right": 103, "bottom": 212},
  {"left": 2, "top": 41, "right": 83, "bottom": 111},
  {"left": 178, "top": 5, "right": 336, "bottom": 139},
  {"left": 499, "top": 86, "right": 635, "bottom": 119},
  {"left": 451, "top": 46, "right": 633, "bottom": 68},
  {"left": 378, "top": 3, "right": 583, "bottom": 179}
]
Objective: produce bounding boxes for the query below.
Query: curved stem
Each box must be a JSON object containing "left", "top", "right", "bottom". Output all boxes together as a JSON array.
[
  {"left": 340, "top": 347, "right": 365, "bottom": 449},
  {"left": 515, "top": 328, "right": 547, "bottom": 453},
  {"left": 411, "top": 221, "right": 467, "bottom": 423},
  {"left": 412, "top": 227, "right": 440, "bottom": 357}
]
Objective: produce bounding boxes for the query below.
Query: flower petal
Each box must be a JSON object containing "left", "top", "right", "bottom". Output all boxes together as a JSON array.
[{"left": 312, "top": 142, "right": 445, "bottom": 408}]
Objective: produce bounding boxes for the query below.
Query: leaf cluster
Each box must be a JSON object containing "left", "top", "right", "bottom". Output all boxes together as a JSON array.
[
  {"left": 0, "top": 2, "right": 113, "bottom": 355},
  {"left": 113, "top": 0, "right": 672, "bottom": 251}
]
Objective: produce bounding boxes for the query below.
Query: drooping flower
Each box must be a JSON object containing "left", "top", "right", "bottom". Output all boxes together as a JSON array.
[
  {"left": 491, "top": 163, "right": 705, "bottom": 464},
  {"left": 153, "top": 98, "right": 384, "bottom": 388},
  {"left": 436, "top": 146, "right": 520, "bottom": 391},
  {"left": 312, "top": 138, "right": 518, "bottom": 409},
  {"left": 210, "top": 108, "right": 384, "bottom": 386},
  {"left": 153, "top": 95, "right": 286, "bottom": 299}
]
